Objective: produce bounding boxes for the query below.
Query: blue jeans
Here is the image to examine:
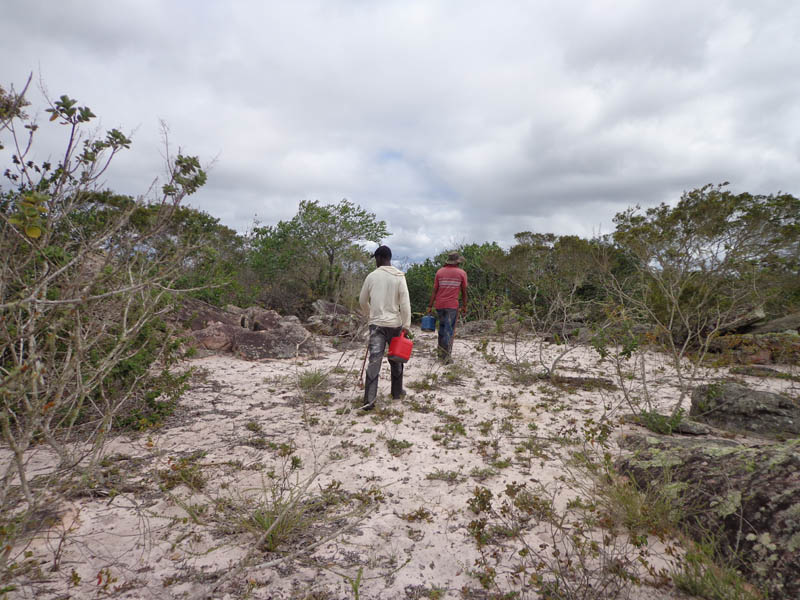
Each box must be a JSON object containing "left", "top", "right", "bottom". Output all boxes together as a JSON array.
[
  {"left": 364, "top": 325, "right": 404, "bottom": 406},
  {"left": 436, "top": 308, "right": 458, "bottom": 362}
]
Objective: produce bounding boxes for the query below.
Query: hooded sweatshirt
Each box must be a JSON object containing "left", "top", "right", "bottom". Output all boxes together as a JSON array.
[{"left": 359, "top": 265, "right": 412, "bottom": 329}]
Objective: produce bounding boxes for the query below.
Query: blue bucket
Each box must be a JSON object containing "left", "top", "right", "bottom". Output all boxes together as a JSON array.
[{"left": 421, "top": 315, "right": 436, "bottom": 332}]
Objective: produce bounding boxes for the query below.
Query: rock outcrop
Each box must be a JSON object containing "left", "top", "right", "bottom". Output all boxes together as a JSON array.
[
  {"left": 175, "top": 297, "right": 243, "bottom": 331},
  {"left": 744, "top": 312, "right": 800, "bottom": 335},
  {"left": 181, "top": 300, "right": 317, "bottom": 359},
  {"left": 305, "top": 299, "right": 363, "bottom": 337},
  {"left": 192, "top": 322, "right": 237, "bottom": 352},
  {"left": 691, "top": 382, "right": 800, "bottom": 439},
  {"left": 232, "top": 323, "right": 314, "bottom": 360},
  {"left": 616, "top": 433, "right": 800, "bottom": 600},
  {"left": 707, "top": 332, "right": 800, "bottom": 365}
]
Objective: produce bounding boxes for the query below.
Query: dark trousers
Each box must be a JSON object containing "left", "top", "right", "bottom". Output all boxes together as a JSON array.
[
  {"left": 436, "top": 308, "right": 458, "bottom": 362},
  {"left": 364, "top": 325, "right": 404, "bottom": 406}
]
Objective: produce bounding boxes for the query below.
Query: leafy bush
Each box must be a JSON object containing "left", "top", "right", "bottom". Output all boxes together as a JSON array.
[{"left": 0, "top": 80, "right": 207, "bottom": 580}]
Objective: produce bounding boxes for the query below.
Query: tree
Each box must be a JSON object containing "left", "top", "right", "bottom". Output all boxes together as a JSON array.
[
  {"left": 293, "top": 199, "right": 389, "bottom": 299},
  {"left": 605, "top": 183, "right": 800, "bottom": 414},
  {"left": 1, "top": 82, "right": 207, "bottom": 578},
  {"left": 248, "top": 199, "right": 388, "bottom": 312}
]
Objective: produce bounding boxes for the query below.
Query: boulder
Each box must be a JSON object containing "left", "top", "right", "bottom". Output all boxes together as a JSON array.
[
  {"left": 192, "top": 322, "right": 237, "bottom": 351},
  {"left": 175, "top": 298, "right": 242, "bottom": 331},
  {"left": 232, "top": 320, "right": 316, "bottom": 360},
  {"left": 244, "top": 306, "right": 283, "bottom": 331},
  {"left": 616, "top": 433, "right": 800, "bottom": 600},
  {"left": 691, "top": 382, "right": 800, "bottom": 439},
  {"left": 224, "top": 304, "right": 246, "bottom": 315},
  {"left": 311, "top": 299, "right": 350, "bottom": 316},
  {"left": 182, "top": 301, "right": 318, "bottom": 359},
  {"left": 305, "top": 300, "right": 362, "bottom": 337},
  {"left": 718, "top": 305, "right": 767, "bottom": 334},
  {"left": 745, "top": 312, "right": 800, "bottom": 335}
]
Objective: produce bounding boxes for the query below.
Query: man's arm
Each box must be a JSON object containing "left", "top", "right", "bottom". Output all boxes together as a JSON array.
[
  {"left": 427, "top": 272, "right": 439, "bottom": 313},
  {"left": 358, "top": 277, "right": 371, "bottom": 317},
  {"left": 399, "top": 276, "right": 412, "bottom": 332},
  {"left": 460, "top": 271, "right": 468, "bottom": 316}
]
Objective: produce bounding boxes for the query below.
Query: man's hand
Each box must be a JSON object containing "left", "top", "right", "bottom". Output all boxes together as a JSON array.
[
  {"left": 459, "top": 305, "right": 467, "bottom": 317},
  {"left": 426, "top": 304, "right": 433, "bottom": 314},
  {"left": 402, "top": 327, "right": 411, "bottom": 337}
]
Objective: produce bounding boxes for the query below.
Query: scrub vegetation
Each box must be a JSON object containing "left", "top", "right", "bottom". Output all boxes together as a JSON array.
[{"left": 1, "top": 79, "right": 798, "bottom": 598}]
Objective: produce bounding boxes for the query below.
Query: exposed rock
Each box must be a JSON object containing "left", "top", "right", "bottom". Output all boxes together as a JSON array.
[
  {"left": 671, "top": 419, "right": 713, "bottom": 435},
  {"left": 233, "top": 320, "right": 316, "bottom": 360},
  {"left": 182, "top": 301, "right": 318, "bottom": 358},
  {"left": 192, "top": 322, "right": 236, "bottom": 351},
  {"left": 719, "top": 305, "right": 767, "bottom": 334},
  {"left": 175, "top": 298, "right": 242, "bottom": 331},
  {"left": 244, "top": 306, "right": 282, "bottom": 332},
  {"left": 729, "top": 365, "right": 782, "bottom": 377},
  {"left": 707, "top": 332, "right": 800, "bottom": 365},
  {"left": 621, "top": 413, "right": 712, "bottom": 435},
  {"left": 691, "top": 382, "right": 800, "bottom": 439},
  {"left": 311, "top": 299, "right": 351, "bottom": 316},
  {"left": 305, "top": 300, "right": 362, "bottom": 337},
  {"left": 224, "top": 304, "right": 246, "bottom": 315},
  {"left": 616, "top": 433, "right": 800, "bottom": 600},
  {"left": 744, "top": 312, "right": 800, "bottom": 335}
]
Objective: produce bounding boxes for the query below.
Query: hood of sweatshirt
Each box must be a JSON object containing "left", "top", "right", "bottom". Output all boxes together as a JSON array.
[{"left": 378, "top": 265, "right": 405, "bottom": 277}]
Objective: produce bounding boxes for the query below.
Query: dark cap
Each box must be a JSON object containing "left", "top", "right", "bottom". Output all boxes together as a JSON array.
[{"left": 372, "top": 245, "right": 392, "bottom": 259}]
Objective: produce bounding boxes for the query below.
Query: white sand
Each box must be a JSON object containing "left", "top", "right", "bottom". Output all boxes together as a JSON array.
[{"left": 7, "top": 328, "right": 797, "bottom": 599}]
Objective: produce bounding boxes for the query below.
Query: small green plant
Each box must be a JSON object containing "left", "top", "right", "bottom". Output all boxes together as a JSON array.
[
  {"left": 425, "top": 469, "right": 463, "bottom": 484},
  {"left": 401, "top": 507, "right": 434, "bottom": 522},
  {"left": 408, "top": 398, "right": 434, "bottom": 413},
  {"left": 386, "top": 439, "right": 413, "bottom": 456},
  {"left": 298, "top": 368, "right": 332, "bottom": 403},
  {"left": 408, "top": 373, "right": 439, "bottom": 391},
  {"left": 491, "top": 457, "right": 512, "bottom": 469},
  {"left": 477, "top": 419, "right": 494, "bottom": 435},
  {"left": 245, "top": 420, "right": 263, "bottom": 434},
  {"left": 157, "top": 451, "right": 207, "bottom": 491},
  {"left": 636, "top": 409, "right": 685, "bottom": 435},
  {"left": 672, "top": 539, "right": 765, "bottom": 600}
]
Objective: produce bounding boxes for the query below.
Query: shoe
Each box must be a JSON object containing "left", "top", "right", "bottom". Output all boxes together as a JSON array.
[
  {"left": 360, "top": 402, "right": 375, "bottom": 411},
  {"left": 392, "top": 390, "right": 407, "bottom": 400}
]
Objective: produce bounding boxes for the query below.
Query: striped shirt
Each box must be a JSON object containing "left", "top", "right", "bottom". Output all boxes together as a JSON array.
[{"left": 432, "top": 266, "right": 468, "bottom": 310}]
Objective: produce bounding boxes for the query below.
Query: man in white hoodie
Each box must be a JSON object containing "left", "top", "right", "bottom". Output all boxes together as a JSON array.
[{"left": 358, "top": 245, "right": 412, "bottom": 410}]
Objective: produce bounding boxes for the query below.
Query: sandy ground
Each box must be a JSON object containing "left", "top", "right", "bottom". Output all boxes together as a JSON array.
[{"left": 6, "top": 327, "right": 798, "bottom": 599}]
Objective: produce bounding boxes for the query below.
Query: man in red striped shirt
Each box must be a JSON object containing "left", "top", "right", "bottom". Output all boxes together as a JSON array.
[{"left": 426, "top": 252, "right": 468, "bottom": 363}]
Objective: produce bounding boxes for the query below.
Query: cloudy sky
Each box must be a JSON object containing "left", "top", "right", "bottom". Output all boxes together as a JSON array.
[{"left": 2, "top": 0, "right": 799, "bottom": 262}]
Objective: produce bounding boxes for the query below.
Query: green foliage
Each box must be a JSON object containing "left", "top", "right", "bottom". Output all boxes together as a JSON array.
[
  {"left": 404, "top": 257, "right": 438, "bottom": 315},
  {"left": 386, "top": 438, "right": 413, "bottom": 456},
  {"left": 0, "top": 80, "right": 206, "bottom": 583},
  {"left": 157, "top": 451, "right": 208, "bottom": 491},
  {"left": 673, "top": 539, "right": 765, "bottom": 600},
  {"left": 612, "top": 183, "right": 800, "bottom": 335},
  {"left": 637, "top": 409, "right": 685, "bottom": 435},
  {"left": 248, "top": 199, "right": 388, "bottom": 314}
]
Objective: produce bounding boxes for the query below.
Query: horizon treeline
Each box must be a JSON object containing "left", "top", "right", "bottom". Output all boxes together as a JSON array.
[{"left": 167, "top": 185, "right": 800, "bottom": 327}]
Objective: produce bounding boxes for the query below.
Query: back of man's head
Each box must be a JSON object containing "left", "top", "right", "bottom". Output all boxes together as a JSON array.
[{"left": 373, "top": 245, "right": 392, "bottom": 264}]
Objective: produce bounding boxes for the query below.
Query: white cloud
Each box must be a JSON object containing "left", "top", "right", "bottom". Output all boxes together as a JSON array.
[{"left": 2, "top": 0, "right": 799, "bottom": 262}]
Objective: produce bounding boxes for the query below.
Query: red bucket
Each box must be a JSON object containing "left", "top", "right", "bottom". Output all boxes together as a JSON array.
[{"left": 388, "top": 331, "right": 413, "bottom": 363}]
